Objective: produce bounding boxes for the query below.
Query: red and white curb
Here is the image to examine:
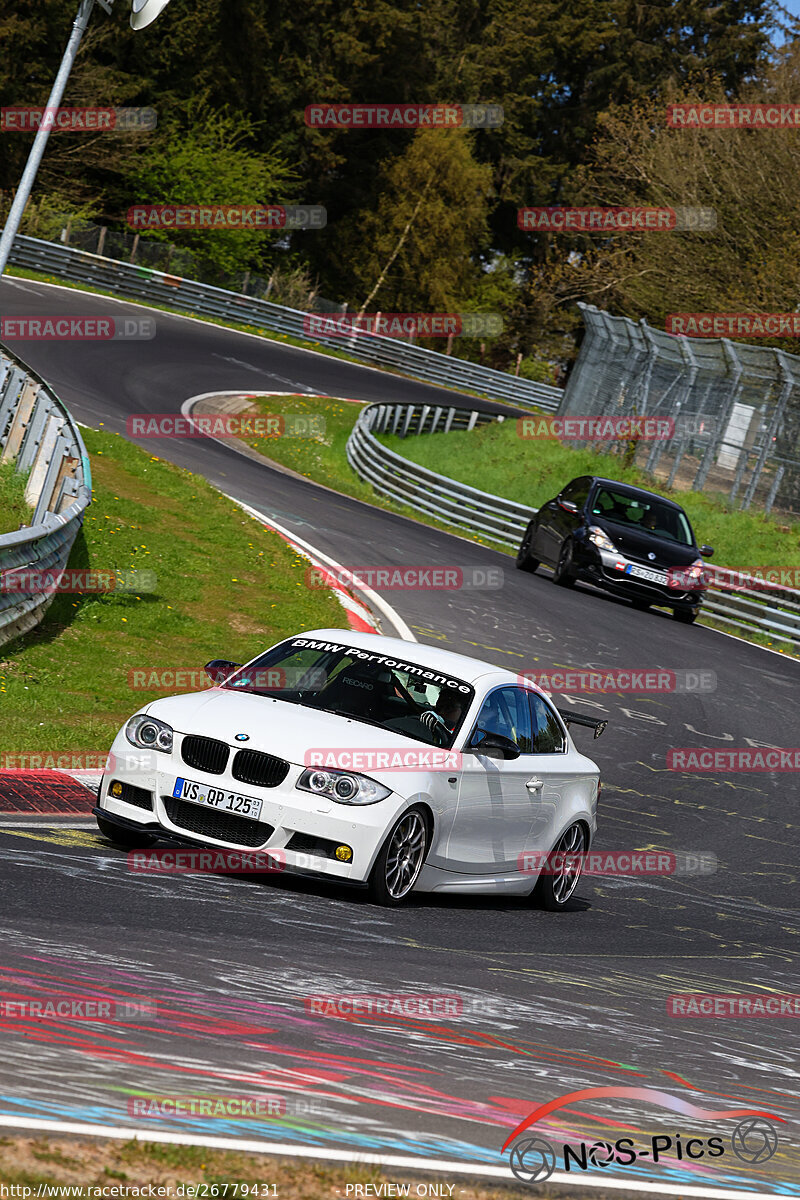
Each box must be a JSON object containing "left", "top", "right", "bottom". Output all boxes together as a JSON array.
[{"left": 225, "top": 496, "right": 414, "bottom": 641}]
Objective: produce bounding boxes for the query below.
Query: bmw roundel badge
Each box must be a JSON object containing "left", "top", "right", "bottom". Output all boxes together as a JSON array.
[
  {"left": 235, "top": 733, "right": 250, "bottom": 742},
  {"left": 648, "top": 552, "right": 656, "bottom": 561}
]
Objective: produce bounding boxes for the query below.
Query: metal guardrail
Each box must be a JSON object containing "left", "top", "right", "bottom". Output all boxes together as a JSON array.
[
  {"left": 0, "top": 344, "right": 92, "bottom": 648},
  {"left": 347, "top": 401, "right": 800, "bottom": 648},
  {"left": 347, "top": 402, "right": 537, "bottom": 545},
  {"left": 8, "top": 234, "right": 563, "bottom": 412}
]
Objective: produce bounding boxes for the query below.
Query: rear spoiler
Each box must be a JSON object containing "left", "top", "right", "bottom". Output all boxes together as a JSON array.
[{"left": 557, "top": 709, "right": 608, "bottom": 739}]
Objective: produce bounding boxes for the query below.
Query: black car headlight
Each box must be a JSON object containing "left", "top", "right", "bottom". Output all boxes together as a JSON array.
[
  {"left": 296, "top": 768, "right": 390, "bottom": 806},
  {"left": 588, "top": 525, "right": 616, "bottom": 552},
  {"left": 125, "top": 714, "right": 174, "bottom": 752}
]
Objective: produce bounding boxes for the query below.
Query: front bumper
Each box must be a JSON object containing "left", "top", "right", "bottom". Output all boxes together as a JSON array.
[
  {"left": 576, "top": 546, "right": 703, "bottom": 609},
  {"left": 96, "top": 735, "right": 406, "bottom": 884}
]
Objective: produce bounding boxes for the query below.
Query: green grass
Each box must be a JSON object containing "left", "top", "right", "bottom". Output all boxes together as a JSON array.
[
  {"left": 0, "top": 427, "right": 343, "bottom": 751},
  {"left": 0, "top": 460, "right": 32, "bottom": 534},
  {"left": 378, "top": 418, "right": 800, "bottom": 570}
]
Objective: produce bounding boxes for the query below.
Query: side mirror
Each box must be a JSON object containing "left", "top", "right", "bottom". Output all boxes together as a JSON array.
[
  {"left": 700, "top": 545, "right": 714, "bottom": 558},
  {"left": 204, "top": 659, "right": 242, "bottom": 685},
  {"left": 558, "top": 497, "right": 579, "bottom": 514},
  {"left": 467, "top": 729, "right": 521, "bottom": 760}
]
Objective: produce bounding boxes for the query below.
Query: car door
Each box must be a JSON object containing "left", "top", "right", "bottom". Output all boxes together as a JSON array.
[
  {"left": 447, "top": 686, "right": 539, "bottom": 872},
  {"left": 522, "top": 691, "right": 598, "bottom": 862},
  {"left": 534, "top": 478, "right": 587, "bottom": 563}
]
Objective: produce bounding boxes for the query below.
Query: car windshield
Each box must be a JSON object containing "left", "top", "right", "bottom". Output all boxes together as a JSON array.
[
  {"left": 222, "top": 636, "right": 474, "bottom": 749},
  {"left": 590, "top": 487, "right": 694, "bottom": 545}
]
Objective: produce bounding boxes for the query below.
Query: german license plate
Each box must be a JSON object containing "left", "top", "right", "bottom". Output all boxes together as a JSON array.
[
  {"left": 626, "top": 564, "right": 668, "bottom": 585},
  {"left": 172, "top": 777, "right": 262, "bottom": 821}
]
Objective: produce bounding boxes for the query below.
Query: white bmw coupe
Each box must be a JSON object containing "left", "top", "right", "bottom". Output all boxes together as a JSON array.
[{"left": 95, "top": 630, "right": 605, "bottom": 907}]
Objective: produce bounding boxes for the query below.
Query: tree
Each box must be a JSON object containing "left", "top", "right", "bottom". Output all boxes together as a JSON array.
[{"left": 334, "top": 128, "right": 492, "bottom": 319}]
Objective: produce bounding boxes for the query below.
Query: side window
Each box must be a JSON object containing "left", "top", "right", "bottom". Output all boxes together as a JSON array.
[
  {"left": 561, "top": 477, "right": 590, "bottom": 509},
  {"left": 473, "top": 687, "right": 532, "bottom": 751},
  {"left": 528, "top": 693, "right": 566, "bottom": 753}
]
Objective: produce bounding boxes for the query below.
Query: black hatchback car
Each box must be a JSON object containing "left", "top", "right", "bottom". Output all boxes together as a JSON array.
[{"left": 515, "top": 476, "right": 714, "bottom": 623}]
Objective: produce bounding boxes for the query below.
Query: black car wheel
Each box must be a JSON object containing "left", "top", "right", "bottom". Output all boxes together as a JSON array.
[
  {"left": 552, "top": 539, "right": 576, "bottom": 587},
  {"left": 673, "top": 607, "right": 697, "bottom": 624},
  {"left": 368, "top": 806, "right": 430, "bottom": 906},
  {"left": 534, "top": 822, "right": 587, "bottom": 910},
  {"left": 516, "top": 523, "right": 540, "bottom": 573}
]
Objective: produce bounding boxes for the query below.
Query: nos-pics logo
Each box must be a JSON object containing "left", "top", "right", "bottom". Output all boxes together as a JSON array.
[{"left": 502, "top": 1086, "right": 784, "bottom": 1185}]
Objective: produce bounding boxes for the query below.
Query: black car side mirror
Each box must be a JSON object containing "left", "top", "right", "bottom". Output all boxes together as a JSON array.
[
  {"left": 467, "top": 729, "right": 521, "bottom": 760},
  {"left": 204, "top": 659, "right": 242, "bottom": 684},
  {"left": 700, "top": 545, "right": 714, "bottom": 558},
  {"left": 558, "top": 497, "right": 579, "bottom": 514}
]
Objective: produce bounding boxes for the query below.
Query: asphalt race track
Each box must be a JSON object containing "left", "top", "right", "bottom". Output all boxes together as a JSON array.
[{"left": 1, "top": 278, "right": 798, "bottom": 1193}]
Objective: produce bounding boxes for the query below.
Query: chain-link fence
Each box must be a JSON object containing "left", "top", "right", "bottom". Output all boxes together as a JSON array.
[{"left": 561, "top": 303, "right": 800, "bottom": 518}]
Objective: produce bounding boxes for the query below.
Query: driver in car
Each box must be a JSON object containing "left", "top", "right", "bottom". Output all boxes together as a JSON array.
[{"left": 420, "top": 694, "right": 464, "bottom": 739}]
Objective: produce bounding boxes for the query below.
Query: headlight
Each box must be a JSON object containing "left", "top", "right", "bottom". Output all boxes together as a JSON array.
[
  {"left": 296, "top": 768, "right": 390, "bottom": 806},
  {"left": 125, "top": 714, "right": 174, "bottom": 752},
  {"left": 588, "top": 525, "right": 616, "bottom": 552},
  {"left": 686, "top": 560, "right": 705, "bottom": 580}
]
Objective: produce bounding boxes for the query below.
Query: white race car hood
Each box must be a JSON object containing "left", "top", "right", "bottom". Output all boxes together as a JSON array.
[{"left": 145, "top": 687, "right": 450, "bottom": 776}]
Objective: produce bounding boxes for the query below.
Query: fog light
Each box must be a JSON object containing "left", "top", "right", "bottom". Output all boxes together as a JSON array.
[
  {"left": 110, "top": 781, "right": 123, "bottom": 797},
  {"left": 335, "top": 844, "right": 353, "bottom": 862}
]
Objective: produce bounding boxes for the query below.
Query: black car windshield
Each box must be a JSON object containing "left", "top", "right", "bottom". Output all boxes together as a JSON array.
[
  {"left": 591, "top": 487, "right": 694, "bottom": 546},
  {"left": 222, "top": 636, "right": 474, "bottom": 749}
]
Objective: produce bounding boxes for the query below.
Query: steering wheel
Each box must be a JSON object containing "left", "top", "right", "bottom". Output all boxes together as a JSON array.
[{"left": 419, "top": 709, "right": 451, "bottom": 747}]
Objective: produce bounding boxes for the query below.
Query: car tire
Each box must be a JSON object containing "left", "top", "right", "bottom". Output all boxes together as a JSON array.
[
  {"left": 515, "top": 524, "right": 540, "bottom": 573},
  {"left": 96, "top": 815, "right": 156, "bottom": 848},
  {"left": 533, "top": 822, "right": 586, "bottom": 911},
  {"left": 552, "top": 539, "right": 576, "bottom": 588},
  {"left": 368, "top": 806, "right": 430, "bottom": 906},
  {"left": 672, "top": 608, "right": 697, "bottom": 624}
]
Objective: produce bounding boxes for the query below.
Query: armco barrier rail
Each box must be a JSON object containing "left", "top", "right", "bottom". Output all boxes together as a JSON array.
[
  {"left": 347, "top": 402, "right": 536, "bottom": 544},
  {"left": 347, "top": 401, "right": 800, "bottom": 648},
  {"left": 0, "top": 345, "right": 92, "bottom": 648},
  {"left": 8, "top": 235, "right": 562, "bottom": 412}
]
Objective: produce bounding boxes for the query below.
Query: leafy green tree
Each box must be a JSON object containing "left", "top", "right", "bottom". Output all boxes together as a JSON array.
[{"left": 127, "top": 102, "right": 295, "bottom": 275}]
